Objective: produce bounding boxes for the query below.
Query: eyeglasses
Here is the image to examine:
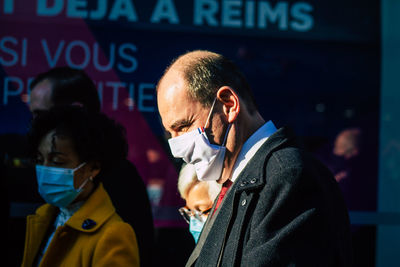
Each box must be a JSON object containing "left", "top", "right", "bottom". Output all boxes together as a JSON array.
[{"left": 178, "top": 207, "right": 212, "bottom": 224}]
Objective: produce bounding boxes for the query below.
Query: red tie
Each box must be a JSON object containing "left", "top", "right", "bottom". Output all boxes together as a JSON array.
[{"left": 213, "top": 179, "right": 233, "bottom": 215}]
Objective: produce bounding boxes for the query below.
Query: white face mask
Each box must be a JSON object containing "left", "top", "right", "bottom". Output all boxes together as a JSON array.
[{"left": 168, "top": 98, "right": 231, "bottom": 181}]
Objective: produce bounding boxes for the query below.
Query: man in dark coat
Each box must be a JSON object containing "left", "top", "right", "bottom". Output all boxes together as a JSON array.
[{"left": 156, "top": 50, "right": 353, "bottom": 266}]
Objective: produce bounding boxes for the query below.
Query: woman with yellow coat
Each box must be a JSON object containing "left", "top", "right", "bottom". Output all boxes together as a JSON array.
[{"left": 22, "top": 106, "right": 140, "bottom": 267}]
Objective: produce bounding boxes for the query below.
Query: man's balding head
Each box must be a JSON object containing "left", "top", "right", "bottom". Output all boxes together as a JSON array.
[{"left": 158, "top": 50, "right": 258, "bottom": 113}]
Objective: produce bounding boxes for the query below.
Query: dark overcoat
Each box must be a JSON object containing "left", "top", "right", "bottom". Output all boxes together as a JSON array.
[{"left": 186, "top": 127, "right": 353, "bottom": 267}]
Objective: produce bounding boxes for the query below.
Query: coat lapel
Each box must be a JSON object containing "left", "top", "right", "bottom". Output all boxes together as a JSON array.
[{"left": 22, "top": 205, "right": 57, "bottom": 267}]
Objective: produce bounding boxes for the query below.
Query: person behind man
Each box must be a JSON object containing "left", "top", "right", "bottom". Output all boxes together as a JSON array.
[
  {"left": 23, "top": 106, "right": 139, "bottom": 266},
  {"left": 29, "top": 67, "right": 155, "bottom": 266},
  {"left": 330, "top": 127, "right": 376, "bottom": 266},
  {"left": 333, "top": 127, "right": 362, "bottom": 161},
  {"left": 29, "top": 67, "right": 100, "bottom": 115},
  {"left": 157, "top": 50, "right": 353, "bottom": 266},
  {"left": 177, "top": 163, "right": 221, "bottom": 243}
]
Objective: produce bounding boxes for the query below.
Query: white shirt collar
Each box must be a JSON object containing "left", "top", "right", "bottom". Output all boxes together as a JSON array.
[
  {"left": 56, "top": 201, "right": 84, "bottom": 227},
  {"left": 230, "top": 120, "right": 277, "bottom": 183}
]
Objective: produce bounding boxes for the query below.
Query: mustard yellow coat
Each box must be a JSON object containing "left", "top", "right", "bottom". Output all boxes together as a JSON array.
[{"left": 21, "top": 183, "right": 140, "bottom": 267}]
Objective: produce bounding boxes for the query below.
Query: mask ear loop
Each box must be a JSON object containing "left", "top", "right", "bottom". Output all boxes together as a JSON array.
[
  {"left": 204, "top": 97, "right": 232, "bottom": 147},
  {"left": 73, "top": 162, "right": 86, "bottom": 171},
  {"left": 73, "top": 162, "right": 88, "bottom": 191},
  {"left": 221, "top": 123, "right": 232, "bottom": 147},
  {"left": 74, "top": 162, "right": 91, "bottom": 191},
  {"left": 204, "top": 98, "right": 217, "bottom": 129},
  {"left": 77, "top": 176, "right": 93, "bottom": 191}
]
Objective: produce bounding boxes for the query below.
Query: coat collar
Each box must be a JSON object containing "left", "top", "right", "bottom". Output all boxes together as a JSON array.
[
  {"left": 64, "top": 183, "right": 115, "bottom": 232},
  {"left": 231, "top": 126, "right": 296, "bottom": 192},
  {"left": 231, "top": 120, "right": 277, "bottom": 183}
]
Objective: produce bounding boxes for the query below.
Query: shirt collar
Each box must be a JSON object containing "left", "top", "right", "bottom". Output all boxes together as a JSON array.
[
  {"left": 55, "top": 201, "right": 84, "bottom": 228},
  {"left": 230, "top": 120, "right": 277, "bottom": 183}
]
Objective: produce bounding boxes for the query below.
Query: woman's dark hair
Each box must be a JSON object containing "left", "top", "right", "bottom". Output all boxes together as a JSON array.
[
  {"left": 30, "top": 67, "right": 100, "bottom": 112},
  {"left": 28, "top": 106, "right": 127, "bottom": 175}
]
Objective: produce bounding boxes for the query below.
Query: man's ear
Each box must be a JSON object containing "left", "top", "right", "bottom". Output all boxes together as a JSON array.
[{"left": 216, "top": 86, "right": 240, "bottom": 123}]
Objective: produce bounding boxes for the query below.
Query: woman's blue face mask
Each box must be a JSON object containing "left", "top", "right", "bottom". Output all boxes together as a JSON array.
[{"left": 36, "top": 162, "right": 90, "bottom": 208}]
